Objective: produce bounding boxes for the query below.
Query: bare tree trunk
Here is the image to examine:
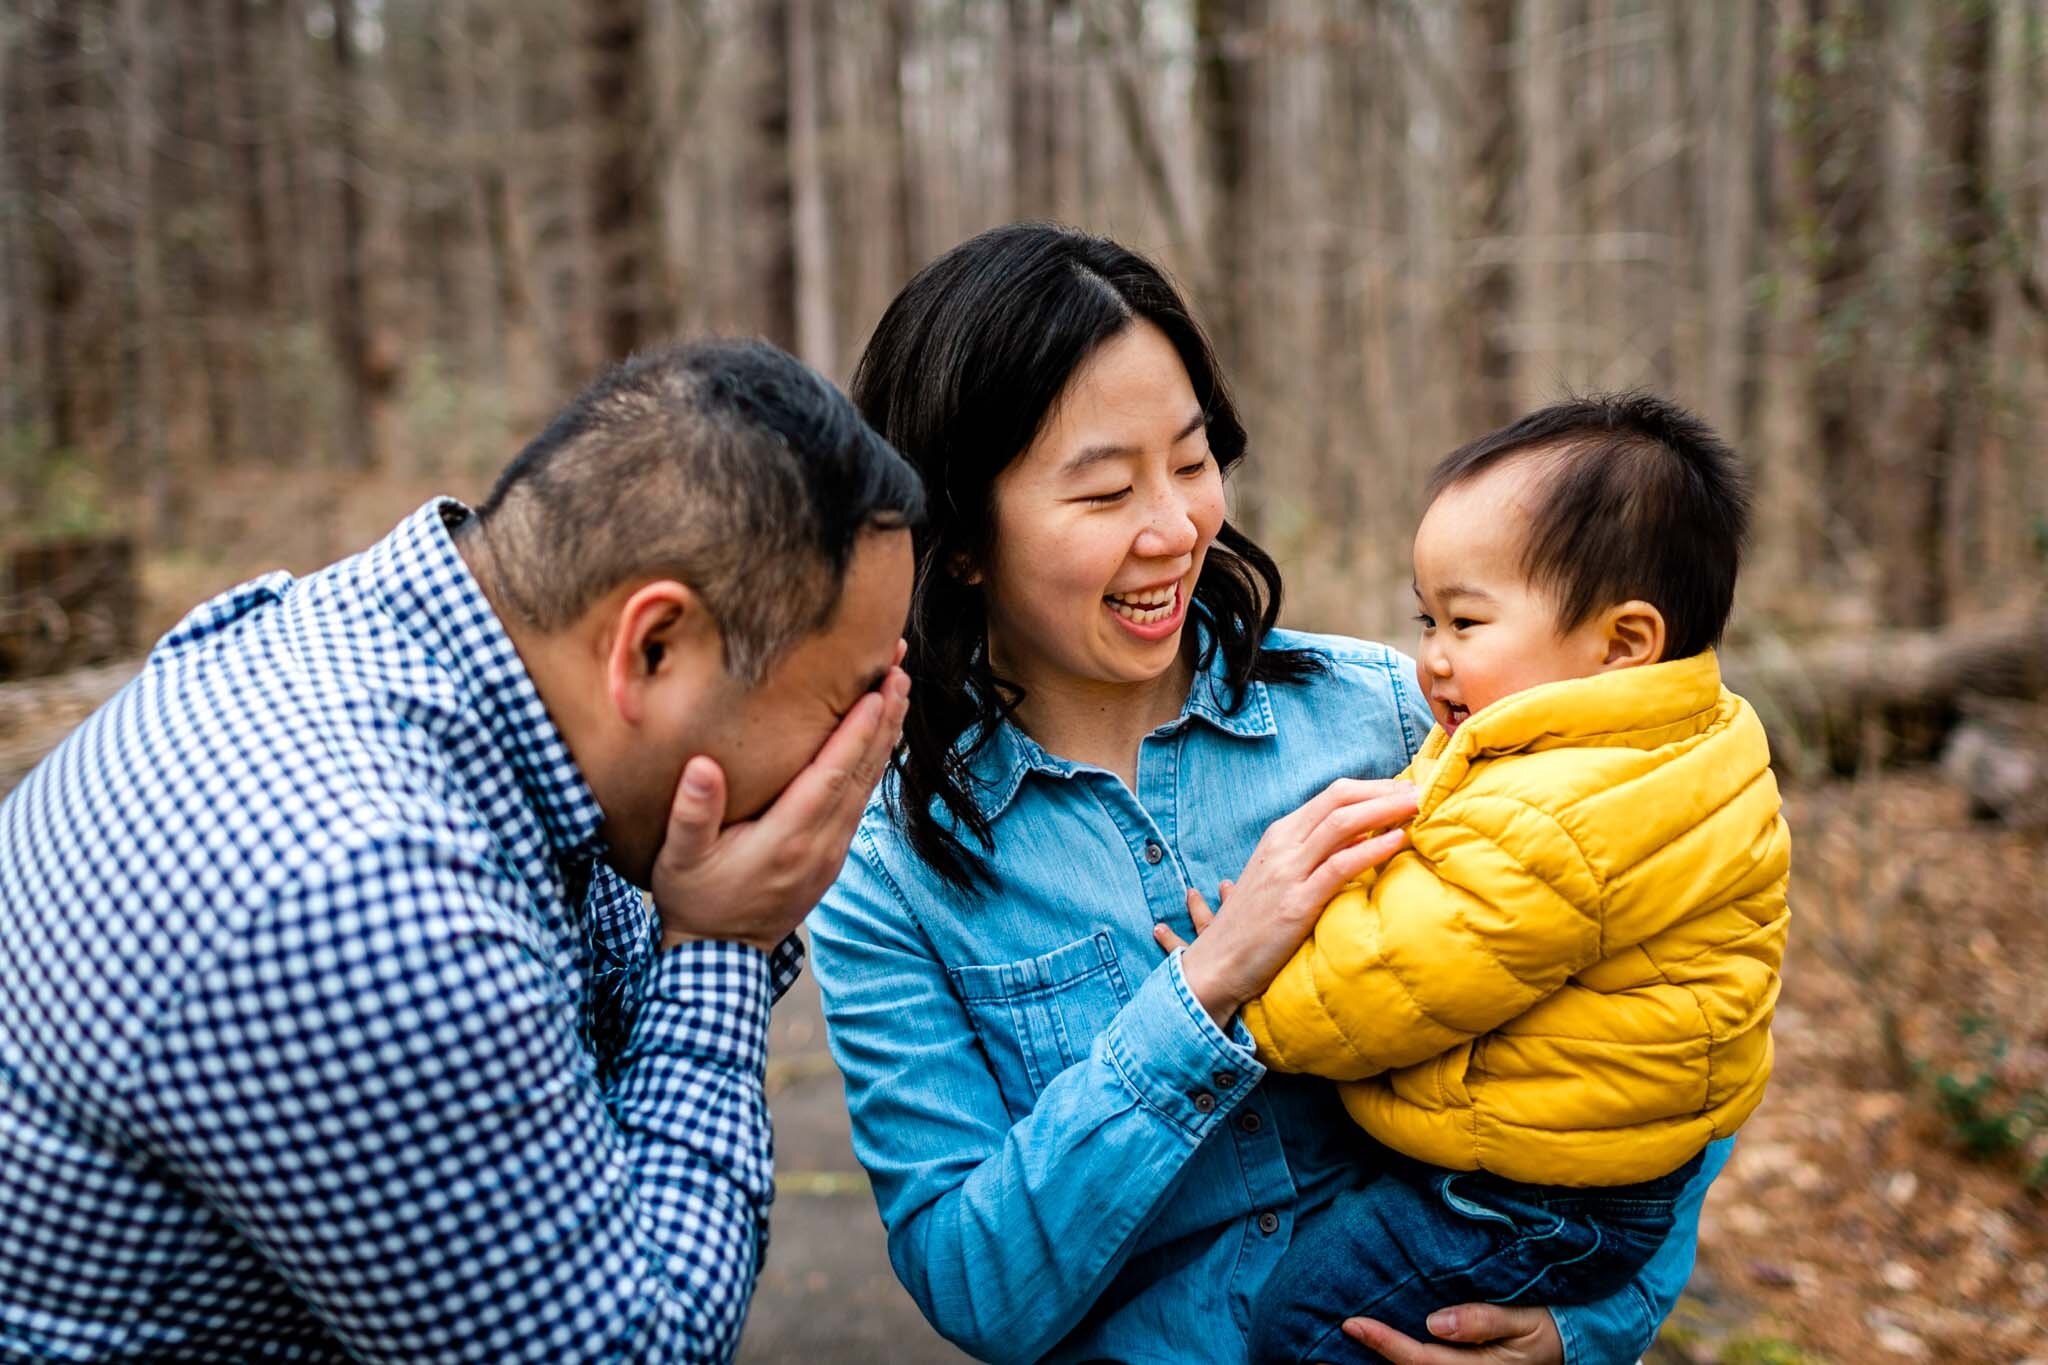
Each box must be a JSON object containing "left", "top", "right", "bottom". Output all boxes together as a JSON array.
[
  {"left": 1519, "top": 0, "right": 1568, "bottom": 408},
  {"left": 1702, "top": 0, "right": 1762, "bottom": 439},
  {"left": 1653, "top": 3, "right": 1695, "bottom": 389},
  {"left": 0, "top": 34, "right": 22, "bottom": 444},
  {"left": 117, "top": 0, "right": 176, "bottom": 542},
  {"left": 752, "top": 0, "right": 796, "bottom": 351},
  {"left": 446, "top": 0, "right": 500, "bottom": 384},
  {"left": 1100, "top": 0, "right": 1198, "bottom": 256},
  {"left": 31, "top": 7, "right": 87, "bottom": 452},
  {"left": 271, "top": 0, "right": 318, "bottom": 327},
  {"left": 1787, "top": 0, "right": 1888, "bottom": 576},
  {"left": 877, "top": 0, "right": 918, "bottom": 292},
  {"left": 1735, "top": 0, "right": 1776, "bottom": 445},
  {"left": 1195, "top": 0, "right": 1263, "bottom": 534},
  {"left": 789, "top": 0, "right": 836, "bottom": 373},
  {"left": 1048, "top": 0, "right": 1085, "bottom": 224},
  {"left": 472, "top": 5, "right": 547, "bottom": 414},
  {"left": 1195, "top": 0, "right": 1256, "bottom": 373},
  {"left": 1882, "top": 3, "right": 1996, "bottom": 629},
  {"left": 1006, "top": 0, "right": 1053, "bottom": 219},
  {"left": 329, "top": 0, "right": 381, "bottom": 468},
  {"left": 586, "top": 0, "right": 666, "bottom": 362},
  {"left": 219, "top": 0, "right": 275, "bottom": 460},
  {"left": 1454, "top": 0, "right": 1516, "bottom": 431}
]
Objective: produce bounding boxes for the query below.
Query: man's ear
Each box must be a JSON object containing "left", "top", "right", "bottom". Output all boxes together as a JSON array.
[
  {"left": 605, "top": 579, "right": 720, "bottom": 724},
  {"left": 1596, "top": 599, "right": 1666, "bottom": 670}
]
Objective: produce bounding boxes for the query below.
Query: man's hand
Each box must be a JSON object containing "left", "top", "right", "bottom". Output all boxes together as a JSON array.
[
  {"left": 649, "top": 663, "right": 910, "bottom": 953},
  {"left": 1335, "top": 1304, "right": 1564, "bottom": 1365}
]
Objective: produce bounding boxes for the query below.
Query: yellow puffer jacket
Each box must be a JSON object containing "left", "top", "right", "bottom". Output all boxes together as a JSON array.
[{"left": 1242, "top": 651, "right": 1790, "bottom": 1186}]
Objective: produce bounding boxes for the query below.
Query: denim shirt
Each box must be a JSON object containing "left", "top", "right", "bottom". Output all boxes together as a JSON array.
[{"left": 810, "top": 628, "right": 1728, "bottom": 1364}]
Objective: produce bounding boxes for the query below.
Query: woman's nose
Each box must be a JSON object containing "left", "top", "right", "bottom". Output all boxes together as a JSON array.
[{"left": 1134, "top": 487, "right": 1199, "bottom": 558}]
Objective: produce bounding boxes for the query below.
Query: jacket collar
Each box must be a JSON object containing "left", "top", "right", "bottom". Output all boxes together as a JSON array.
[
  {"left": 1412, "top": 649, "right": 1727, "bottom": 812},
  {"left": 958, "top": 623, "right": 1277, "bottom": 822}
]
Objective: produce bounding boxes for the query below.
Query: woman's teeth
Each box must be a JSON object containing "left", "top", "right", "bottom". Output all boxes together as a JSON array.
[{"left": 1105, "top": 587, "right": 1176, "bottom": 623}]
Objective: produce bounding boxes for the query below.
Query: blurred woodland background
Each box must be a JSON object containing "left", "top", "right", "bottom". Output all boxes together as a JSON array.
[
  {"left": 4, "top": 0, "right": 2048, "bottom": 639},
  {"left": 1, "top": 2, "right": 2046, "bottom": 1361}
]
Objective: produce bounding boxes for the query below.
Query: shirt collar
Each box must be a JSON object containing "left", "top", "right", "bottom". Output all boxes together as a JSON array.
[
  {"left": 958, "top": 622, "right": 1277, "bottom": 822},
  {"left": 362, "top": 500, "right": 610, "bottom": 864}
]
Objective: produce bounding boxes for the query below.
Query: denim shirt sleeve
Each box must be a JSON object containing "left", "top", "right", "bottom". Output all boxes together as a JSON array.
[
  {"left": 810, "top": 832, "right": 1262, "bottom": 1364},
  {"left": 1550, "top": 1137, "right": 1732, "bottom": 1364}
]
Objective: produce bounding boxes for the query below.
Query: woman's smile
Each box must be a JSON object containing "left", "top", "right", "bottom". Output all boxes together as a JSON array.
[{"left": 1104, "top": 578, "right": 1189, "bottom": 640}]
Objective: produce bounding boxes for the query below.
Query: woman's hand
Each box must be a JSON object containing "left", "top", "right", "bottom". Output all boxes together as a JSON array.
[
  {"left": 1153, "top": 777, "right": 1417, "bottom": 1026},
  {"left": 1336, "top": 1304, "right": 1564, "bottom": 1364}
]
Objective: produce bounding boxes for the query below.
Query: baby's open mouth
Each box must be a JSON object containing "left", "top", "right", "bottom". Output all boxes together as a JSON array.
[
  {"left": 1442, "top": 702, "right": 1470, "bottom": 732},
  {"left": 1104, "top": 585, "right": 1178, "bottom": 625}
]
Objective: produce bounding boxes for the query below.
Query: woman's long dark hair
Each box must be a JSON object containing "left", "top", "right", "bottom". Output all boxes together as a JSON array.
[{"left": 851, "top": 223, "right": 1322, "bottom": 892}]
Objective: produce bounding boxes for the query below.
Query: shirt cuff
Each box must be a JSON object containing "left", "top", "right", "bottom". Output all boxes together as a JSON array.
[
  {"left": 766, "top": 933, "right": 805, "bottom": 1001},
  {"left": 1101, "top": 949, "right": 1263, "bottom": 1144},
  {"left": 636, "top": 938, "right": 777, "bottom": 1074}
]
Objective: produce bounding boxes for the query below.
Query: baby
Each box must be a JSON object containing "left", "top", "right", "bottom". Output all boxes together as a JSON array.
[{"left": 1244, "top": 393, "right": 1791, "bottom": 1362}]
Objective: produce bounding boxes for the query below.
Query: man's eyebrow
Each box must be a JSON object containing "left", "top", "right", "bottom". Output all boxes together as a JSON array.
[{"left": 1057, "top": 412, "right": 1207, "bottom": 477}]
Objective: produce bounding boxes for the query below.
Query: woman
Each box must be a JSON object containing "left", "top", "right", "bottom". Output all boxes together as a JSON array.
[{"left": 809, "top": 224, "right": 1728, "bottom": 1364}]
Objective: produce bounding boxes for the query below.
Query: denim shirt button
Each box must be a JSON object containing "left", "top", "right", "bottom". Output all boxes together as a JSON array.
[
  {"left": 1256, "top": 1211, "right": 1280, "bottom": 1235},
  {"left": 1143, "top": 841, "right": 1164, "bottom": 864},
  {"left": 1239, "top": 1111, "right": 1262, "bottom": 1134},
  {"left": 1213, "top": 1070, "right": 1238, "bottom": 1090},
  {"left": 1191, "top": 1091, "right": 1217, "bottom": 1114}
]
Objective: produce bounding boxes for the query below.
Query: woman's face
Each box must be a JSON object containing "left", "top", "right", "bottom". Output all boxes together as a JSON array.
[{"left": 980, "top": 320, "right": 1226, "bottom": 692}]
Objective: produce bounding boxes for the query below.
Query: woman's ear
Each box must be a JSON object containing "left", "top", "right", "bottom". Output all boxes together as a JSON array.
[
  {"left": 947, "top": 551, "right": 983, "bottom": 587},
  {"left": 1597, "top": 599, "right": 1666, "bottom": 670}
]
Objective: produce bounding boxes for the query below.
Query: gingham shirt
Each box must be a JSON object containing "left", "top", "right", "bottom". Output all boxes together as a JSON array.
[{"left": 0, "top": 501, "right": 803, "bottom": 1362}]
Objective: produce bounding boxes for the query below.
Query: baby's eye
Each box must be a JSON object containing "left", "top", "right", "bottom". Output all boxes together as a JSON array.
[
  {"left": 1450, "top": 618, "right": 1479, "bottom": 631},
  {"left": 1412, "top": 613, "right": 1436, "bottom": 630}
]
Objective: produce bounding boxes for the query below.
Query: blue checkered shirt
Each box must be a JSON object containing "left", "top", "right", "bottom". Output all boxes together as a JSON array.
[{"left": 0, "top": 501, "right": 803, "bottom": 1362}]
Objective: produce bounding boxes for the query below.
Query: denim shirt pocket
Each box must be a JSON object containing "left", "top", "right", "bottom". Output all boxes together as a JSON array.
[{"left": 948, "top": 931, "right": 1132, "bottom": 1119}]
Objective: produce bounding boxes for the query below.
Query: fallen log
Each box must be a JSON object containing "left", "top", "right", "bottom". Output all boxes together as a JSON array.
[
  {"left": 1941, "top": 700, "right": 2048, "bottom": 831},
  {"left": 1722, "top": 604, "right": 2048, "bottom": 775},
  {"left": 0, "top": 534, "right": 139, "bottom": 682}
]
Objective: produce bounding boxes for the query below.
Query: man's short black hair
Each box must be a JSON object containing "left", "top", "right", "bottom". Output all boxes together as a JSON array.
[
  {"left": 472, "top": 338, "right": 924, "bottom": 682},
  {"left": 1426, "top": 391, "right": 1752, "bottom": 660}
]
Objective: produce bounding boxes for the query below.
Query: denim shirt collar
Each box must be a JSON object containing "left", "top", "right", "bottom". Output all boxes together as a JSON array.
[{"left": 960, "top": 623, "right": 1277, "bottom": 822}]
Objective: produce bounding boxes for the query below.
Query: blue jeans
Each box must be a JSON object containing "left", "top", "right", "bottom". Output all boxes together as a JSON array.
[{"left": 1249, "top": 1144, "right": 1706, "bottom": 1364}]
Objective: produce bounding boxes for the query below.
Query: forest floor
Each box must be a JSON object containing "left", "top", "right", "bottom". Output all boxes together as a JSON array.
[{"left": 3, "top": 466, "right": 2044, "bottom": 1363}]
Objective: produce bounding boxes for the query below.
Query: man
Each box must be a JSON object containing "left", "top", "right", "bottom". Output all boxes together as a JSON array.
[{"left": 0, "top": 340, "right": 921, "bottom": 1362}]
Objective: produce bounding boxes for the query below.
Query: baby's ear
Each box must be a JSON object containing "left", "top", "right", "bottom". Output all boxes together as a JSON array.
[{"left": 1598, "top": 600, "right": 1666, "bottom": 669}]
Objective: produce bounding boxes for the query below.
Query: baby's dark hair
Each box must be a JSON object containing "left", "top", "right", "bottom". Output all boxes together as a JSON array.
[{"left": 1426, "top": 391, "right": 1751, "bottom": 659}]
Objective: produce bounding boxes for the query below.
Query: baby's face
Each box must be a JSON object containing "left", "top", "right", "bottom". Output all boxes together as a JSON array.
[{"left": 1410, "top": 460, "right": 1616, "bottom": 738}]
